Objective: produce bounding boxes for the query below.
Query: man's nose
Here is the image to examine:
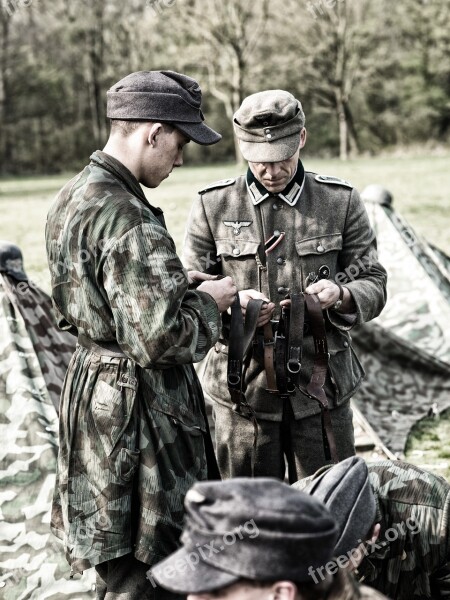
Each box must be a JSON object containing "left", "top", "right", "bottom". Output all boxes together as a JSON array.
[
  {"left": 174, "top": 151, "right": 184, "bottom": 167},
  {"left": 263, "top": 162, "right": 282, "bottom": 177}
]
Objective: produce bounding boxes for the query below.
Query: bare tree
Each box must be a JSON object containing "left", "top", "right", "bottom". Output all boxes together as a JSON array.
[
  {"left": 162, "top": 0, "right": 270, "bottom": 163},
  {"left": 279, "top": 0, "right": 389, "bottom": 160}
]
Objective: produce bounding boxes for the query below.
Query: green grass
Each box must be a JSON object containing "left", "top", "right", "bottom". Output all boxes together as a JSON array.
[{"left": 1, "top": 154, "right": 449, "bottom": 478}]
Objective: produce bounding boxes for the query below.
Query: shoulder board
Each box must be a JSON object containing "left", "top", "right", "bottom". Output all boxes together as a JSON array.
[
  {"left": 199, "top": 178, "right": 236, "bottom": 195},
  {"left": 314, "top": 174, "right": 353, "bottom": 188}
]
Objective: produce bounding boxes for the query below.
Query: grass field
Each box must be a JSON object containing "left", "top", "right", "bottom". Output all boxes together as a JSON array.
[{"left": 1, "top": 153, "right": 449, "bottom": 477}]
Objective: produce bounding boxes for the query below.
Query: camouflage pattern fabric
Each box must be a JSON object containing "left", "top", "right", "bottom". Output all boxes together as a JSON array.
[
  {"left": 352, "top": 200, "right": 450, "bottom": 455},
  {"left": 352, "top": 323, "right": 450, "bottom": 455},
  {"left": 295, "top": 460, "right": 450, "bottom": 599},
  {"left": 45, "top": 151, "right": 221, "bottom": 573},
  {"left": 1, "top": 273, "right": 75, "bottom": 412},
  {"left": 0, "top": 273, "right": 95, "bottom": 598},
  {"left": 364, "top": 201, "right": 450, "bottom": 362},
  {"left": 361, "top": 460, "right": 450, "bottom": 599}
]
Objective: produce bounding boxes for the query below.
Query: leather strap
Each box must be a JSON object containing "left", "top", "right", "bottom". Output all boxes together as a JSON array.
[
  {"left": 227, "top": 295, "right": 268, "bottom": 475},
  {"left": 275, "top": 307, "right": 290, "bottom": 397},
  {"left": 227, "top": 294, "right": 244, "bottom": 409},
  {"left": 287, "top": 292, "right": 304, "bottom": 392},
  {"left": 303, "top": 293, "right": 339, "bottom": 463},
  {"left": 263, "top": 322, "right": 277, "bottom": 393}
]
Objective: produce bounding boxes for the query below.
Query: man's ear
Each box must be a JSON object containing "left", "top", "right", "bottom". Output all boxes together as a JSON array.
[
  {"left": 147, "top": 122, "right": 163, "bottom": 147},
  {"left": 299, "top": 127, "right": 307, "bottom": 149},
  {"left": 270, "top": 581, "right": 297, "bottom": 600}
]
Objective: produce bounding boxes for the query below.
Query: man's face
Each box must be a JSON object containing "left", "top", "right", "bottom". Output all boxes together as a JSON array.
[
  {"left": 188, "top": 581, "right": 273, "bottom": 600},
  {"left": 141, "top": 125, "right": 190, "bottom": 188},
  {"left": 247, "top": 129, "right": 306, "bottom": 194}
]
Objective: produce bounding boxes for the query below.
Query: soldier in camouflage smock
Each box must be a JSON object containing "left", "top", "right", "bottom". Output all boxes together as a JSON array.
[
  {"left": 183, "top": 90, "right": 387, "bottom": 480},
  {"left": 295, "top": 457, "right": 450, "bottom": 599},
  {"left": 45, "top": 71, "right": 236, "bottom": 600}
]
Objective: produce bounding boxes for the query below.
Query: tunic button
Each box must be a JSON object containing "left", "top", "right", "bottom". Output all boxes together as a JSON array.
[
  {"left": 266, "top": 133, "right": 272, "bottom": 139},
  {"left": 276, "top": 257, "right": 285, "bottom": 265},
  {"left": 272, "top": 203, "right": 279, "bottom": 210},
  {"left": 232, "top": 248, "right": 240, "bottom": 256},
  {"left": 343, "top": 341, "right": 349, "bottom": 348},
  {"left": 273, "top": 229, "right": 281, "bottom": 237},
  {"left": 317, "top": 244, "right": 324, "bottom": 253}
]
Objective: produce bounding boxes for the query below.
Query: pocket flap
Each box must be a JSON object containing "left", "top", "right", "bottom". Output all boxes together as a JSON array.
[
  {"left": 295, "top": 233, "right": 343, "bottom": 256},
  {"left": 215, "top": 239, "right": 260, "bottom": 258}
]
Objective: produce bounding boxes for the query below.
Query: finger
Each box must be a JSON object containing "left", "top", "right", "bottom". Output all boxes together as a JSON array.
[{"left": 279, "top": 299, "right": 291, "bottom": 307}]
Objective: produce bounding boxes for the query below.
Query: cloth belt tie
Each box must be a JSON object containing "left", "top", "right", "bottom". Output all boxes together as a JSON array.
[{"left": 77, "top": 333, "right": 221, "bottom": 480}]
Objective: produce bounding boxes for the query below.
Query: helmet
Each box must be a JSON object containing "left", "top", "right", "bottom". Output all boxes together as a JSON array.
[
  {"left": 361, "top": 184, "right": 393, "bottom": 207},
  {"left": 0, "top": 241, "right": 28, "bottom": 281}
]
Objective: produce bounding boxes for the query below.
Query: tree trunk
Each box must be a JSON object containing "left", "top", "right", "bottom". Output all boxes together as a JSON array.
[
  {"left": 336, "top": 94, "right": 348, "bottom": 161},
  {"left": 0, "top": 11, "right": 10, "bottom": 173}
]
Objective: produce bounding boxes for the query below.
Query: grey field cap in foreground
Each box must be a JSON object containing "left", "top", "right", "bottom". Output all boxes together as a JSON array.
[{"left": 151, "top": 477, "right": 338, "bottom": 594}]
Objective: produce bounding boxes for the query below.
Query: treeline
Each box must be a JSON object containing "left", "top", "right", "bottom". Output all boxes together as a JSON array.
[{"left": 0, "top": 0, "right": 449, "bottom": 174}]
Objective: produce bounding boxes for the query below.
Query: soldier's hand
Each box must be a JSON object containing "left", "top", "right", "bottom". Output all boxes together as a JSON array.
[
  {"left": 238, "top": 289, "right": 275, "bottom": 326},
  {"left": 197, "top": 276, "right": 237, "bottom": 312},
  {"left": 305, "top": 279, "right": 356, "bottom": 313}
]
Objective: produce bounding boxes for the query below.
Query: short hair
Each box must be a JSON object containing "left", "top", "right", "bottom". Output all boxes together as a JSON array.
[
  {"left": 109, "top": 119, "right": 175, "bottom": 137},
  {"left": 110, "top": 119, "right": 143, "bottom": 136},
  {"left": 237, "top": 577, "right": 333, "bottom": 600}
]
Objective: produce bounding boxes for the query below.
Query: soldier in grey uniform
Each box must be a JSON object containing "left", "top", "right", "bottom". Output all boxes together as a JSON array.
[
  {"left": 183, "top": 90, "right": 387, "bottom": 480},
  {"left": 150, "top": 477, "right": 390, "bottom": 600}
]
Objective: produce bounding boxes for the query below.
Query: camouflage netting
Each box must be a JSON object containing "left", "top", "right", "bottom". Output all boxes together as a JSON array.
[
  {"left": 0, "top": 265, "right": 95, "bottom": 598},
  {"left": 352, "top": 188, "right": 450, "bottom": 455}
]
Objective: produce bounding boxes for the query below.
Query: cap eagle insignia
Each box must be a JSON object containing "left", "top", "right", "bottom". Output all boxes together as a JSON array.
[{"left": 223, "top": 220, "right": 252, "bottom": 235}]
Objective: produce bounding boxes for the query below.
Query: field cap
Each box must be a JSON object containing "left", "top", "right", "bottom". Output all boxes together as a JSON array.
[
  {"left": 150, "top": 477, "right": 338, "bottom": 594},
  {"left": 233, "top": 90, "right": 305, "bottom": 162},
  {"left": 301, "top": 456, "right": 376, "bottom": 556},
  {"left": 0, "top": 241, "right": 28, "bottom": 281},
  {"left": 107, "top": 70, "right": 221, "bottom": 145}
]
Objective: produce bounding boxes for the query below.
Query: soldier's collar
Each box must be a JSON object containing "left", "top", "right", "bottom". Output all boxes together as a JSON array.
[
  {"left": 90, "top": 150, "right": 164, "bottom": 219},
  {"left": 246, "top": 160, "right": 305, "bottom": 206}
]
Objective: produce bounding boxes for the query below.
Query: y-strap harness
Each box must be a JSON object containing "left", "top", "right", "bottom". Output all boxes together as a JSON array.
[{"left": 227, "top": 292, "right": 339, "bottom": 466}]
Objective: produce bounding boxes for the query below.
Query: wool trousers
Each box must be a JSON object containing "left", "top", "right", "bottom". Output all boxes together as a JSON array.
[{"left": 213, "top": 400, "right": 355, "bottom": 482}]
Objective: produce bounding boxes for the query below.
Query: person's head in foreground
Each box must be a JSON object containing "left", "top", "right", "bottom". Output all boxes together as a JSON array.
[
  {"left": 104, "top": 70, "right": 221, "bottom": 188},
  {"left": 150, "top": 477, "right": 344, "bottom": 600},
  {"left": 233, "top": 89, "right": 306, "bottom": 194},
  {"left": 298, "top": 456, "right": 381, "bottom": 574}
]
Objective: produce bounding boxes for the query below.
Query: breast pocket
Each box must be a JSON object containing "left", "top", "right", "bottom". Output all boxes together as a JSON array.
[
  {"left": 295, "top": 233, "right": 343, "bottom": 287},
  {"left": 215, "top": 239, "right": 260, "bottom": 289}
]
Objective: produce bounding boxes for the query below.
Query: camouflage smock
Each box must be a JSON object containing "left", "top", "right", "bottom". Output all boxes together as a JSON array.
[
  {"left": 45, "top": 151, "right": 221, "bottom": 573},
  {"left": 295, "top": 460, "right": 450, "bottom": 599},
  {"left": 359, "top": 460, "right": 450, "bottom": 599}
]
